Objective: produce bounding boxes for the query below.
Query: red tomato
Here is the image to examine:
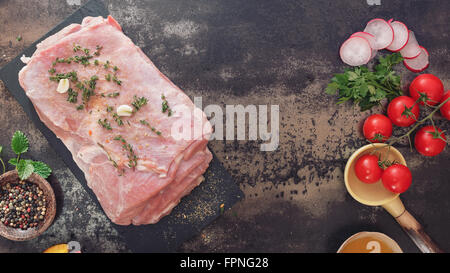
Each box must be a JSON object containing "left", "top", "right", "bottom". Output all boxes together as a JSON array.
[
  {"left": 409, "top": 74, "right": 444, "bottom": 106},
  {"left": 440, "top": 91, "right": 450, "bottom": 120},
  {"left": 414, "top": 125, "right": 447, "bottom": 156},
  {"left": 387, "top": 96, "right": 420, "bottom": 127},
  {"left": 363, "top": 114, "right": 393, "bottom": 143},
  {"left": 354, "top": 154, "right": 383, "bottom": 184},
  {"left": 382, "top": 164, "right": 412, "bottom": 194}
]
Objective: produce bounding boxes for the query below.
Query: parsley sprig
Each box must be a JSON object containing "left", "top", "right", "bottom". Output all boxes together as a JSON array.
[
  {"left": 326, "top": 53, "right": 404, "bottom": 111},
  {"left": 0, "top": 131, "right": 52, "bottom": 180}
]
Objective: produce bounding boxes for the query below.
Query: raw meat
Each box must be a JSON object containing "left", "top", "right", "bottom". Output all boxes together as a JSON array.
[{"left": 18, "top": 16, "right": 213, "bottom": 225}]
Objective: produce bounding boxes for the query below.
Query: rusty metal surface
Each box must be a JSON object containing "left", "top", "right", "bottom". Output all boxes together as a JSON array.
[{"left": 0, "top": 0, "right": 449, "bottom": 252}]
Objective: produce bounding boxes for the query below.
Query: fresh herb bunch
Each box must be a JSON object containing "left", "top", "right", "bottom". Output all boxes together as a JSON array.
[
  {"left": 326, "top": 53, "right": 404, "bottom": 111},
  {"left": 0, "top": 131, "right": 52, "bottom": 180}
]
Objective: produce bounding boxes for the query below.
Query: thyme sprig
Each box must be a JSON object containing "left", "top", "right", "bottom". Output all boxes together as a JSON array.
[
  {"left": 49, "top": 71, "right": 78, "bottom": 82},
  {"left": 161, "top": 94, "right": 173, "bottom": 116},
  {"left": 112, "top": 113, "right": 124, "bottom": 126},
  {"left": 113, "top": 136, "right": 138, "bottom": 169},
  {"left": 67, "top": 88, "right": 78, "bottom": 103},
  {"left": 98, "top": 118, "right": 112, "bottom": 130},
  {"left": 97, "top": 142, "right": 123, "bottom": 175},
  {"left": 132, "top": 96, "right": 148, "bottom": 112},
  {"left": 139, "top": 119, "right": 162, "bottom": 136}
]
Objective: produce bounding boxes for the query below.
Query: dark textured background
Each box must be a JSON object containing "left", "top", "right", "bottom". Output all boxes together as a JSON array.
[{"left": 0, "top": 0, "right": 449, "bottom": 252}]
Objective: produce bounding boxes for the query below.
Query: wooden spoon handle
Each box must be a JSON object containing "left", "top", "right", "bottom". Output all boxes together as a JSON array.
[{"left": 395, "top": 210, "right": 444, "bottom": 253}]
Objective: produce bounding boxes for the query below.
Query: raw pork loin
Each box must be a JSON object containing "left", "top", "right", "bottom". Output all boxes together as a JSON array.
[{"left": 18, "top": 16, "right": 213, "bottom": 225}]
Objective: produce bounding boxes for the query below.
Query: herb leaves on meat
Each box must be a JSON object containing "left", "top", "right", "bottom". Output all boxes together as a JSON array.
[
  {"left": 49, "top": 71, "right": 78, "bottom": 83},
  {"left": 98, "top": 118, "right": 112, "bottom": 130},
  {"left": 131, "top": 96, "right": 148, "bottom": 112},
  {"left": 161, "top": 94, "right": 173, "bottom": 116},
  {"left": 112, "top": 113, "right": 124, "bottom": 126},
  {"left": 113, "top": 136, "right": 138, "bottom": 169},
  {"left": 67, "top": 88, "right": 78, "bottom": 103},
  {"left": 140, "top": 119, "right": 162, "bottom": 136}
]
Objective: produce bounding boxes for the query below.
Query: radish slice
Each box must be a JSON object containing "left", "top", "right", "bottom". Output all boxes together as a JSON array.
[
  {"left": 363, "top": 18, "right": 394, "bottom": 49},
  {"left": 404, "top": 46, "right": 429, "bottom": 73},
  {"left": 351, "top": 32, "right": 378, "bottom": 59},
  {"left": 339, "top": 36, "right": 372, "bottom": 66},
  {"left": 386, "top": 21, "right": 409, "bottom": 52},
  {"left": 400, "top": 31, "right": 421, "bottom": 59}
]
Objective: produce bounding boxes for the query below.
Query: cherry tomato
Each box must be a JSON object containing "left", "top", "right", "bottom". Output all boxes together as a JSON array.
[
  {"left": 414, "top": 125, "right": 446, "bottom": 157},
  {"left": 381, "top": 164, "right": 412, "bottom": 194},
  {"left": 440, "top": 91, "right": 450, "bottom": 120},
  {"left": 363, "top": 114, "right": 393, "bottom": 143},
  {"left": 409, "top": 74, "right": 444, "bottom": 106},
  {"left": 354, "top": 154, "right": 383, "bottom": 184},
  {"left": 387, "top": 96, "right": 420, "bottom": 127}
]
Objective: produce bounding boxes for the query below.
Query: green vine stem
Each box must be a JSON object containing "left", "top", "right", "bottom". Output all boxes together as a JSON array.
[
  {"left": 0, "top": 146, "right": 4, "bottom": 174},
  {"left": 388, "top": 96, "right": 449, "bottom": 145},
  {"left": 0, "top": 158, "right": 5, "bottom": 174},
  {"left": 372, "top": 95, "right": 450, "bottom": 166}
]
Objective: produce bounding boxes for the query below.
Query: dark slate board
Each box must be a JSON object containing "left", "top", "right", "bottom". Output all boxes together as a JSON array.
[{"left": 0, "top": 0, "right": 243, "bottom": 253}]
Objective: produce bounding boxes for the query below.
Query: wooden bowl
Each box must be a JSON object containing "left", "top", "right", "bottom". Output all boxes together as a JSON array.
[
  {"left": 0, "top": 170, "right": 56, "bottom": 241},
  {"left": 344, "top": 143, "right": 406, "bottom": 207}
]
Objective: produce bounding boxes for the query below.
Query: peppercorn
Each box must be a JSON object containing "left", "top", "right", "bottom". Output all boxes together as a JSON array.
[{"left": 0, "top": 181, "right": 47, "bottom": 230}]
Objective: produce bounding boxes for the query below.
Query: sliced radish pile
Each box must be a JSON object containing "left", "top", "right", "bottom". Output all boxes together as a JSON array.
[
  {"left": 339, "top": 18, "right": 429, "bottom": 72},
  {"left": 340, "top": 36, "right": 372, "bottom": 66},
  {"left": 386, "top": 21, "right": 409, "bottom": 52},
  {"left": 404, "top": 46, "right": 429, "bottom": 73},
  {"left": 351, "top": 32, "right": 378, "bottom": 59},
  {"left": 400, "top": 31, "right": 421, "bottom": 59},
  {"left": 363, "top": 19, "right": 394, "bottom": 50}
]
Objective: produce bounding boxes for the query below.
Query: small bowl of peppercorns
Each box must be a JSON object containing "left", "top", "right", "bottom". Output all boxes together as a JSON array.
[{"left": 0, "top": 170, "right": 56, "bottom": 241}]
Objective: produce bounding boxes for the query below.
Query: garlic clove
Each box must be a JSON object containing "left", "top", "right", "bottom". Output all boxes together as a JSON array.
[
  {"left": 56, "top": 78, "right": 70, "bottom": 93},
  {"left": 117, "top": 105, "right": 133, "bottom": 116}
]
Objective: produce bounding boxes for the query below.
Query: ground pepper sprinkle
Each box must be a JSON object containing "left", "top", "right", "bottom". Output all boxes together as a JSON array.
[{"left": 0, "top": 181, "right": 47, "bottom": 230}]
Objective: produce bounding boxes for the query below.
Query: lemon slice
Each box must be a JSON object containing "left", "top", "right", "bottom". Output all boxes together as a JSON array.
[{"left": 43, "top": 244, "right": 69, "bottom": 253}]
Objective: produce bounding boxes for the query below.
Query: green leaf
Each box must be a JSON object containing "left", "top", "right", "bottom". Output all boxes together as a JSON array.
[
  {"left": 387, "top": 52, "right": 403, "bottom": 65},
  {"left": 17, "top": 159, "right": 34, "bottom": 180},
  {"left": 347, "top": 71, "right": 358, "bottom": 81},
  {"left": 31, "top": 161, "right": 52, "bottom": 179},
  {"left": 359, "top": 83, "right": 369, "bottom": 97},
  {"left": 0, "top": 146, "right": 2, "bottom": 154},
  {"left": 325, "top": 82, "right": 339, "bottom": 95},
  {"left": 368, "top": 85, "right": 376, "bottom": 95},
  {"left": 334, "top": 73, "right": 348, "bottom": 85},
  {"left": 11, "top": 131, "right": 29, "bottom": 155},
  {"left": 8, "top": 158, "right": 18, "bottom": 166},
  {"left": 358, "top": 98, "right": 377, "bottom": 111}
]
